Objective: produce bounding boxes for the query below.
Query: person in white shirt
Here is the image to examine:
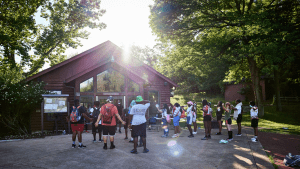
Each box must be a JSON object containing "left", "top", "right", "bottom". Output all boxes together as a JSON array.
[
  {"left": 128, "top": 96, "right": 150, "bottom": 154},
  {"left": 232, "top": 99, "right": 243, "bottom": 136},
  {"left": 186, "top": 101, "right": 194, "bottom": 138},
  {"left": 192, "top": 102, "right": 198, "bottom": 135},
  {"left": 158, "top": 104, "right": 170, "bottom": 137},
  {"left": 172, "top": 103, "right": 181, "bottom": 138},
  {"left": 249, "top": 101, "right": 259, "bottom": 142}
]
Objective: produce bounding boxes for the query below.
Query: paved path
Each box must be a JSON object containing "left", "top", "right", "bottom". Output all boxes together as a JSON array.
[{"left": 0, "top": 126, "right": 273, "bottom": 169}]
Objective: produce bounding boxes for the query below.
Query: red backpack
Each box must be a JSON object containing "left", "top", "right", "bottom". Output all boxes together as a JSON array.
[
  {"left": 70, "top": 106, "right": 81, "bottom": 122},
  {"left": 102, "top": 105, "right": 115, "bottom": 124}
]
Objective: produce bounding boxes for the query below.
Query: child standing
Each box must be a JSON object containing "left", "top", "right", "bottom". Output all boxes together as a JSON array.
[
  {"left": 192, "top": 102, "right": 197, "bottom": 135},
  {"left": 158, "top": 104, "right": 170, "bottom": 137},
  {"left": 216, "top": 101, "right": 227, "bottom": 135},
  {"left": 249, "top": 101, "right": 259, "bottom": 142},
  {"left": 224, "top": 102, "right": 233, "bottom": 141},
  {"left": 186, "top": 101, "right": 194, "bottom": 138},
  {"left": 172, "top": 103, "right": 181, "bottom": 138},
  {"left": 201, "top": 100, "right": 212, "bottom": 140},
  {"left": 232, "top": 99, "right": 243, "bottom": 136}
]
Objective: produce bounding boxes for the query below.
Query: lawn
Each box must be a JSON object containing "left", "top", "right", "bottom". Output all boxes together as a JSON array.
[{"left": 171, "top": 94, "right": 300, "bottom": 136}]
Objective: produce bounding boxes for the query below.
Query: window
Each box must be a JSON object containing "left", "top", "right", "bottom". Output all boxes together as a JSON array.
[
  {"left": 97, "top": 69, "right": 125, "bottom": 92},
  {"left": 80, "top": 77, "right": 93, "bottom": 92},
  {"left": 127, "top": 79, "right": 140, "bottom": 92}
]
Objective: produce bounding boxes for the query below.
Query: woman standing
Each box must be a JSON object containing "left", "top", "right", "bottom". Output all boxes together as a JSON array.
[
  {"left": 186, "top": 101, "right": 194, "bottom": 138},
  {"left": 192, "top": 102, "right": 197, "bottom": 135},
  {"left": 201, "top": 100, "right": 212, "bottom": 140},
  {"left": 158, "top": 104, "right": 170, "bottom": 137},
  {"left": 224, "top": 102, "right": 233, "bottom": 141},
  {"left": 216, "top": 101, "right": 227, "bottom": 135},
  {"left": 172, "top": 103, "right": 181, "bottom": 138}
]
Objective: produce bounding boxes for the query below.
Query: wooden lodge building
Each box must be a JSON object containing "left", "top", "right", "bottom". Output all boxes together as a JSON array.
[{"left": 27, "top": 41, "right": 178, "bottom": 132}]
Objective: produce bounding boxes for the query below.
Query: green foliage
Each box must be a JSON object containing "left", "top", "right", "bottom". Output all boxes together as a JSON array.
[
  {"left": 0, "top": 0, "right": 107, "bottom": 76},
  {"left": 0, "top": 77, "right": 50, "bottom": 136}
]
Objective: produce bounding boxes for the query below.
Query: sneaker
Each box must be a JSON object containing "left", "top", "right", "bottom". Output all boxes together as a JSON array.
[
  {"left": 226, "top": 138, "right": 233, "bottom": 141},
  {"left": 193, "top": 132, "right": 197, "bottom": 135},
  {"left": 78, "top": 144, "right": 86, "bottom": 148},
  {"left": 110, "top": 145, "right": 115, "bottom": 149},
  {"left": 207, "top": 135, "right": 211, "bottom": 139},
  {"left": 252, "top": 138, "right": 258, "bottom": 142},
  {"left": 72, "top": 144, "right": 76, "bottom": 148},
  {"left": 216, "top": 132, "right": 222, "bottom": 135},
  {"left": 103, "top": 145, "right": 107, "bottom": 150},
  {"left": 130, "top": 149, "right": 138, "bottom": 154},
  {"left": 201, "top": 137, "right": 207, "bottom": 140},
  {"left": 93, "top": 140, "right": 97, "bottom": 143},
  {"left": 161, "top": 135, "right": 167, "bottom": 138},
  {"left": 98, "top": 139, "right": 102, "bottom": 142},
  {"left": 143, "top": 148, "right": 149, "bottom": 153},
  {"left": 188, "top": 135, "right": 194, "bottom": 138},
  {"left": 172, "top": 134, "right": 178, "bottom": 138},
  {"left": 124, "top": 137, "right": 128, "bottom": 140},
  {"left": 235, "top": 134, "right": 242, "bottom": 136}
]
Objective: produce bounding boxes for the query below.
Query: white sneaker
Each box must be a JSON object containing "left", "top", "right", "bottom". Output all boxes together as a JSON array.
[
  {"left": 172, "top": 134, "right": 178, "bottom": 138},
  {"left": 252, "top": 138, "right": 258, "bottom": 142},
  {"left": 193, "top": 132, "right": 197, "bottom": 135}
]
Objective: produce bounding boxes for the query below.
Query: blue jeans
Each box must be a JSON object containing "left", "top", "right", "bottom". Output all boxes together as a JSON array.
[{"left": 162, "top": 119, "right": 169, "bottom": 136}]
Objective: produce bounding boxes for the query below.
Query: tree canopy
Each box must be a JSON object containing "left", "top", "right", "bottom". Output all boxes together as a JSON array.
[{"left": 0, "top": 0, "right": 107, "bottom": 78}]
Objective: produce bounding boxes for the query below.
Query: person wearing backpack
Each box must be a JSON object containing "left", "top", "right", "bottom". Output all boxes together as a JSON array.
[
  {"left": 95, "top": 96, "right": 125, "bottom": 150},
  {"left": 91, "top": 101, "right": 102, "bottom": 143},
  {"left": 128, "top": 95, "right": 150, "bottom": 154},
  {"left": 186, "top": 101, "right": 194, "bottom": 138},
  {"left": 158, "top": 104, "right": 170, "bottom": 137},
  {"left": 66, "top": 99, "right": 93, "bottom": 148},
  {"left": 116, "top": 100, "right": 123, "bottom": 133},
  {"left": 216, "top": 101, "right": 227, "bottom": 135}
]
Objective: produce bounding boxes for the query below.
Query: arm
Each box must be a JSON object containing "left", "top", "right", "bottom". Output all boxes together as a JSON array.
[
  {"left": 82, "top": 113, "right": 93, "bottom": 122},
  {"left": 95, "top": 113, "right": 102, "bottom": 127},
  {"left": 116, "top": 113, "right": 126, "bottom": 125}
]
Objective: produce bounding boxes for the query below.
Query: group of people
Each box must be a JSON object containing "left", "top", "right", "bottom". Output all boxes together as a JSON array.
[
  {"left": 66, "top": 96, "right": 259, "bottom": 153},
  {"left": 66, "top": 95, "right": 150, "bottom": 154}
]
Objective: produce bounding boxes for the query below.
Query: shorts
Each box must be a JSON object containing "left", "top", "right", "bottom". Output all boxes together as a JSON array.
[
  {"left": 132, "top": 123, "right": 146, "bottom": 138},
  {"left": 92, "top": 123, "right": 103, "bottom": 133},
  {"left": 236, "top": 114, "right": 242, "bottom": 123},
  {"left": 124, "top": 118, "right": 130, "bottom": 129},
  {"left": 173, "top": 116, "right": 180, "bottom": 126},
  {"left": 251, "top": 119, "right": 259, "bottom": 128},
  {"left": 186, "top": 116, "right": 192, "bottom": 125},
  {"left": 203, "top": 115, "right": 211, "bottom": 122},
  {"left": 103, "top": 126, "right": 116, "bottom": 136},
  {"left": 71, "top": 124, "right": 84, "bottom": 132},
  {"left": 217, "top": 115, "right": 222, "bottom": 121},
  {"left": 226, "top": 118, "right": 232, "bottom": 125}
]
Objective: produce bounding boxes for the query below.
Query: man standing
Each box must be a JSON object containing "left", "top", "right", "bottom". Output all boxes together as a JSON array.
[
  {"left": 91, "top": 101, "right": 102, "bottom": 143},
  {"left": 116, "top": 100, "right": 123, "bottom": 133},
  {"left": 128, "top": 96, "right": 150, "bottom": 154},
  {"left": 95, "top": 96, "right": 125, "bottom": 150},
  {"left": 66, "top": 99, "right": 93, "bottom": 148}
]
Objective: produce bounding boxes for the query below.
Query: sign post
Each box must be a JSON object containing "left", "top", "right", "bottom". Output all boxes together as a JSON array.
[{"left": 41, "top": 94, "right": 69, "bottom": 136}]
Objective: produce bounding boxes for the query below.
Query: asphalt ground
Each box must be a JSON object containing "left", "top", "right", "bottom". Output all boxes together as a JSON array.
[{"left": 0, "top": 125, "right": 273, "bottom": 169}]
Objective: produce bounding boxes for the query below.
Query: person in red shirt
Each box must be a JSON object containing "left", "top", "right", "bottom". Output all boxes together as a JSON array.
[{"left": 95, "top": 96, "right": 125, "bottom": 150}]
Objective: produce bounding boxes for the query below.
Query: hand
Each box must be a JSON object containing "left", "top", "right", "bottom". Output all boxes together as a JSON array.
[
  {"left": 122, "top": 121, "right": 126, "bottom": 125},
  {"left": 95, "top": 123, "right": 98, "bottom": 127}
]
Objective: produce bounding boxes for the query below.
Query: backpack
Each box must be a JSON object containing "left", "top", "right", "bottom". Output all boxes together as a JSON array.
[
  {"left": 102, "top": 105, "right": 115, "bottom": 124},
  {"left": 180, "top": 107, "right": 186, "bottom": 118},
  {"left": 92, "top": 107, "right": 100, "bottom": 122},
  {"left": 149, "top": 117, "right": 156, "bottom": 124},
  {"left": 70, "top": 106, "right": 81, "bottom": 122}
]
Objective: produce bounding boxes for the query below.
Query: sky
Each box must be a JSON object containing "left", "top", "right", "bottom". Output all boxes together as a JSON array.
[{"left": 16, "top": 0, "right": 157, "bottom": 70}]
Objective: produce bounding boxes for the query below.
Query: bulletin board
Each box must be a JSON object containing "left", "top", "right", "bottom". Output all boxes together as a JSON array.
[{"left": 42, "top": 94, "right": 69, "bottom": 113}]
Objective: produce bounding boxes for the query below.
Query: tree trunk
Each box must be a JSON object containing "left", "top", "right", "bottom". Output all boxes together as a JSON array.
[
  {"left": 247, "top": 56, "right": 264, "bottom": 117},
  {"left": 274, "top": 67, "right": 282, "bottom": 111}
]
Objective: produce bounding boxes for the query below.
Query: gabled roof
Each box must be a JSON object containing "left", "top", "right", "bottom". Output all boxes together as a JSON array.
[
  {"left": 26, "top": 40, "right": 117, "bottom": 82},
  {"left": 26, "top": 40, "right": 178, "bottom": 88}
]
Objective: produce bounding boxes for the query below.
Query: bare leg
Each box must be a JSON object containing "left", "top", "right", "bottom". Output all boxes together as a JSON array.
[
  {"left": 204, "top": 121, "right": 208, "bottom": 136},
  {"left": 125, "top": 128, "right": 128, "bottom": 138},
  {"left": 238, "top": 123, "right": 241, "bottom": 134},
  {"left": 103, "top": 136, "right": 108, "bottom": 143},
  {"left": 119, "top": 123, "right": 122, "bottom": 132},
  {"left": 218, "top": 120, "right": 222, "bottom": 133},
  {"left": 142, "top": 137, "right": 146, "bottom": 150},
  {"left": 72, "top": 131, "right": 77, "bottom": 141},
  {"left": 193, "top": 122, "right": 197, "bottom": 132},
  {"left": 255, "top": 127, "right": 258, "bottom": 136},
  {"left": 208, "top": 121, "right": 212, "bottom": 136},
  {"left": 78, "top": 131, "right": 82, "bottom": 142},
  {"left": 133, "top": 137, "right": 138, "bottom": 150}
]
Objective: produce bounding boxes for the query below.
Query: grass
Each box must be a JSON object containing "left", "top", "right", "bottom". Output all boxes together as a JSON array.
[
  {"left": 264, "top": 147, "right": 279, "bottom": 169},
  {"left": 171, "top": 93, "right": 300, "bottom": 136}
]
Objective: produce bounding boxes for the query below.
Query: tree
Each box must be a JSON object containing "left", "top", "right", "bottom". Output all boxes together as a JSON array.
[
  {"left": 129, "top": 45, "right": 160, "bottom": 68},
  {"left": 150, "top": 0, "right": 300, "bottom": 116},
  {"left": 0, "top": 0, "right": 107, "bottom": 77}
]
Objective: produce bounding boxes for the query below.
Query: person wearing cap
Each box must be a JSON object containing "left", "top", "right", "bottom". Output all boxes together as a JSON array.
[
  {"left": 116, "top": 100, "right": 123, "bottom": 133},
  {"left": 186, "top": 101, "right": 194, "bottom": 138},
  {"left": 95, "top": 96, "right": 125, "bottom": 150},
  {"left": 128, "top": 95, "right": 150, "bottom": 154}
]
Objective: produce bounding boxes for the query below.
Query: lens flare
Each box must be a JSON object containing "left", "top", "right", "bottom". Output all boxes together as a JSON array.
[{"left": 167, "top": 140, "right": 176, "bottom": 147}]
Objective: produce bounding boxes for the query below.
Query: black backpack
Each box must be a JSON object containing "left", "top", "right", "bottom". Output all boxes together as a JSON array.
[{"left": 92, "top": 107, "right": 100, "bottom": 122}]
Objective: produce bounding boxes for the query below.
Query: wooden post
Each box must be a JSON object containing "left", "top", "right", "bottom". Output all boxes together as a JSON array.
[
  {"left": 68, "top": 102, "right": 70, "bottom": 134},
  {"left": 41, "top": 102, "right": 44, "bottom": 137}
]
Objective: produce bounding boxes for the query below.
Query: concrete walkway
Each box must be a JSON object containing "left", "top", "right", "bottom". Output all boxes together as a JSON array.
[{"left": 0, "top": 126, "right": 273, "bottom": 169}]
